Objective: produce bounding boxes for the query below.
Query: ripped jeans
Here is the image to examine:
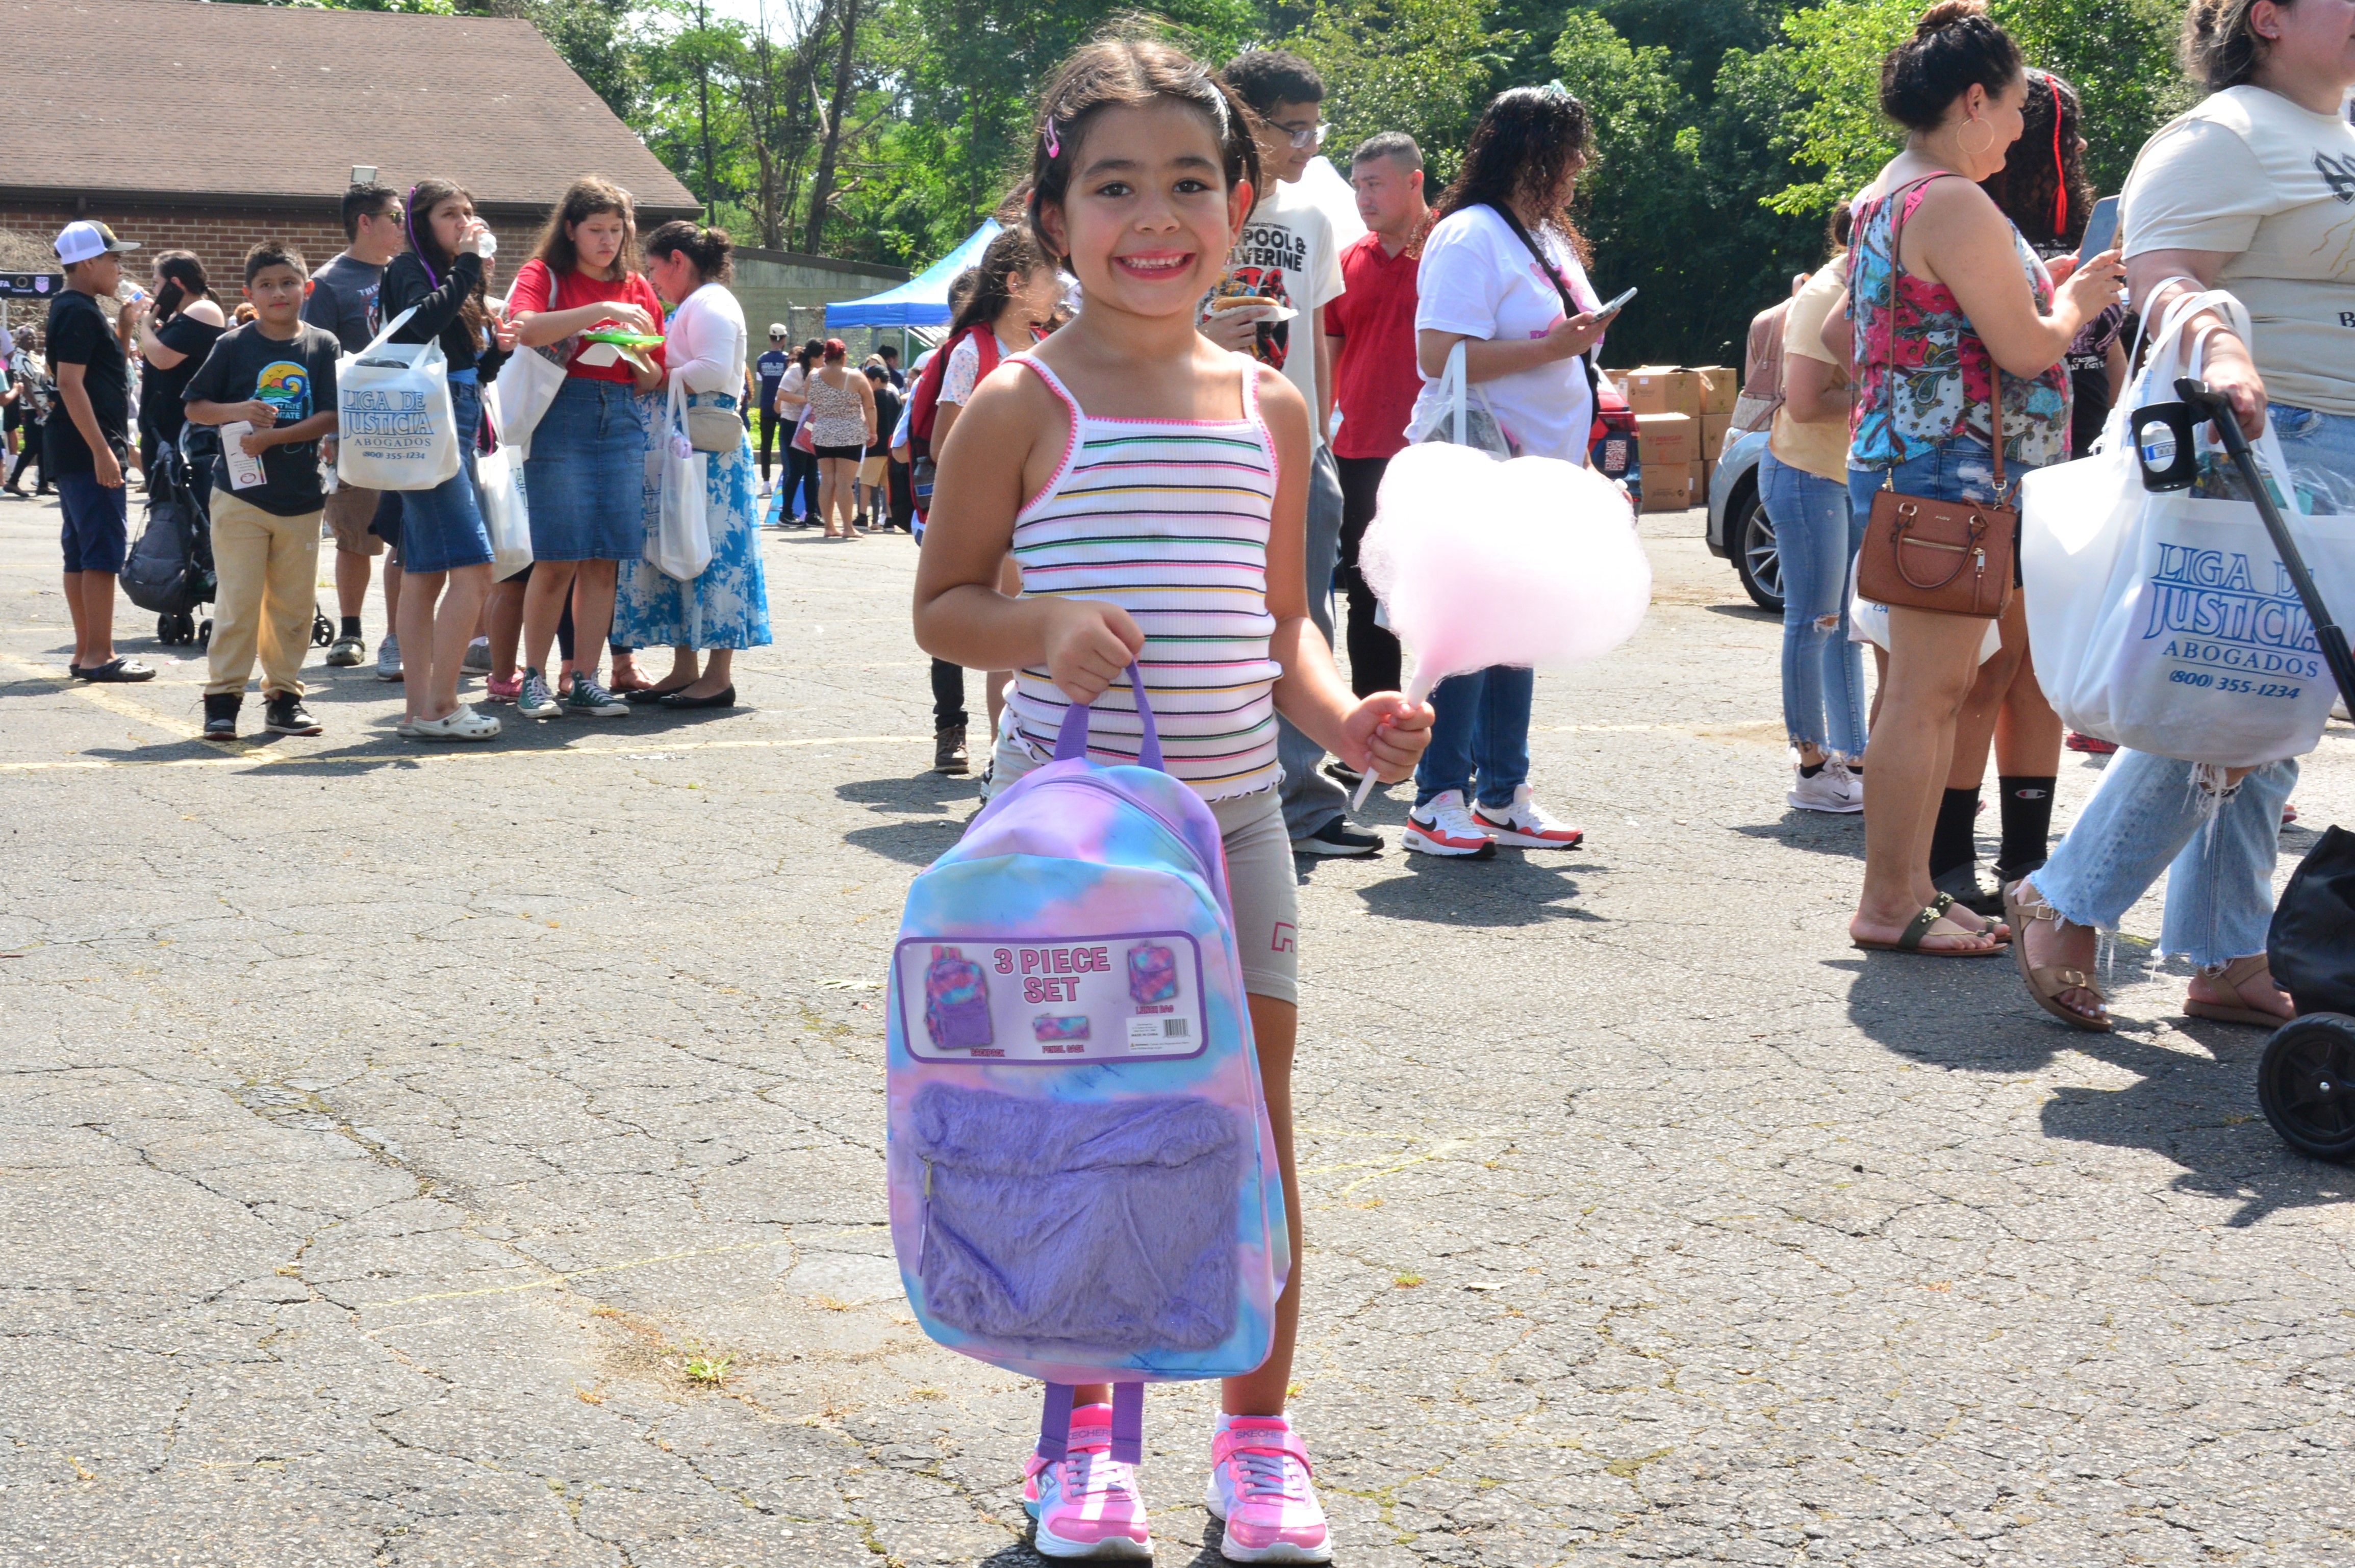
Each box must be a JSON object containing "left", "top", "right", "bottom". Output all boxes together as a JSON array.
[{"left": 1761, "top": 451, "right": 1867, "bottom": 756}]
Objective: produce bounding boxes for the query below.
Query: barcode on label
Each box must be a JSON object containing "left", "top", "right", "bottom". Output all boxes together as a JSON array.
[{"left": 1162, "top": 1018, "right": 1187, "bottom": 1038}]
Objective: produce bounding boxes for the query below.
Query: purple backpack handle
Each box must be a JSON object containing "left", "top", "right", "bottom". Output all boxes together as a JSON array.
[{"left": 1052, "top": 662, "right": 1165, "bottom": 773}]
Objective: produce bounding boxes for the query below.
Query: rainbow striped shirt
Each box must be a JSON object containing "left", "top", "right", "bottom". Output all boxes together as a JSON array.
[{"left": 1005, "top": 356, "right": 1283, "bottom": 801}]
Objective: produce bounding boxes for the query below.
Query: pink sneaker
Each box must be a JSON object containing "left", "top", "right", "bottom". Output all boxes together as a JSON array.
[
  {"left": 1021, "top": 1405, "right": 1151, "bottom": 1559},
  {"left": 1204, "top": 1416, "right": 1331, "bottom": 1562},
  {"left": 484, "top": 673, "right": 523, "bottom": 703}
]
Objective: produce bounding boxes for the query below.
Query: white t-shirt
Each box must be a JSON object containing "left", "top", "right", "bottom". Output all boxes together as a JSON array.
[
  {"left": 1410, "top": 205, "right": 1600, "bottom": 464},
  {"left": 2121, "top": 85, "right": 2355, "bottom": 417},
  {"left": 939, "top": 330, "right": 1021, "bottom": 408},
  {"left": 1216, "top": 179, "right": 1345, "bottom": 444}
]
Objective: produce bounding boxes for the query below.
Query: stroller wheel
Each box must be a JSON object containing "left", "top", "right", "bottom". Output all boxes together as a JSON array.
[
  {"left": 312, "top": 609, "right": 335, "bottom": 649},
  {"left": 157, "top": 613, "right": 176, "bottom": 646},
  {"left": 2257, "top": 1013, "right": 2355, "bottom": 1163},
  {"left": 196, "top": 618, "right": 212, "bottom": 651}
]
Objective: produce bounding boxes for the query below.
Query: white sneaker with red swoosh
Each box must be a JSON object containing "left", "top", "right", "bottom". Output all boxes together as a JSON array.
[
  {"left": 1471, "top": 785, "right": 1585, "bottom": 847},
  {"left": 1402, "top": 790, "right": 1498, "bottom": 858}
]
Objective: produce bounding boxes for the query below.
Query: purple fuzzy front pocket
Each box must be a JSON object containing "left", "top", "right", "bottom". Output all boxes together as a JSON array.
[{"left": 910, "top": 1083, "right": 1239, "bottom": 1353}]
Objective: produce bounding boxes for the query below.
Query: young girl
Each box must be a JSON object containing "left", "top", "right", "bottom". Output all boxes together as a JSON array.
[
  {"left": 381, "top": 178, "right": 515, "bottom": 740},
  {"left": 804, "top": 339, "right": 876, "bottom": 539},
  {"left": 911, "top": 38, "right": 1431, "bottom": 1563},
  {"left": 507, "top": 175, "right": 667, "bottom": 720}
]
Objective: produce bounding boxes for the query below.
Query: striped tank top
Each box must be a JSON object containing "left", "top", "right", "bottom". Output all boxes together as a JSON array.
[{"left": 1005, "top": 355, "right": 1283, "bottom": 801}]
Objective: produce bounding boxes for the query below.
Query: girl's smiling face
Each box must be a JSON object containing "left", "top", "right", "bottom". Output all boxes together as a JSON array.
[{"left": 1039, "top": 98, "right": 1251, "bottom": 318}]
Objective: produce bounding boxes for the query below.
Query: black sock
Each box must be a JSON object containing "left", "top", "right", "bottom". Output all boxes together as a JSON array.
[
  {"left": 1799, "top": 760, "right": 1826, "bottom": 778},
  {"left": 340, "top": 615, "right": 362, "bottom": 639},
  {"left": 1996, "top": 775, "right": 2057, "bottom": 877},
  {"left": 1928, "top": 786, "right": 1981, "bottom": 881}
]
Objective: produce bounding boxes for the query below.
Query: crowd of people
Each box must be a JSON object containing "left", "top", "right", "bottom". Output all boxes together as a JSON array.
[{"left": 9, "top": 3, "right": 2350, "bottom": 1555}]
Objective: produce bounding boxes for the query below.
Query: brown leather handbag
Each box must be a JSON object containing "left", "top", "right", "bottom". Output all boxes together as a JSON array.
[{"left": 1854, "top": 175, "right": 2018, "bottom": 621}]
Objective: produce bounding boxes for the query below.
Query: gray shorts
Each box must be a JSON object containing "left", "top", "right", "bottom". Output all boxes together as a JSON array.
[{"left": 990, "top": 722, "right": 1300, "bottom": 1005}]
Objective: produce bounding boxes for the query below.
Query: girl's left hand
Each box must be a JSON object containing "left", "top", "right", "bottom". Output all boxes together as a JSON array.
[
  {"left": 1342, "top": 693, "right": 1434, "bottom": 782},
  {"left": 494, "top": 315, "right": 520, "bottom": 352}
]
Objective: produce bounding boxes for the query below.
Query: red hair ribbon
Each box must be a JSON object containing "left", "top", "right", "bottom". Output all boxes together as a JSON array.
[{"left": 2049, "top": 75, "right": 2067, "bottom": 239}]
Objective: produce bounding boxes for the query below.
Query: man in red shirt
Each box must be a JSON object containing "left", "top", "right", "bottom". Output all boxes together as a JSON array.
[{"left": 1324, "top": 132, "right": 1429, "bottom": 704}]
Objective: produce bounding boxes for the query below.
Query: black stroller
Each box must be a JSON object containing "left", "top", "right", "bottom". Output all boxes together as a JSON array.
[
  {"left": 119, "top": 442, "right": 215, "bottom": 647},
  {"left": 2136, "top": 379, "right": 2355, "bottom": 1162},
  {"left": 118, "top": 438, "right": 336, "bottom": 653}
]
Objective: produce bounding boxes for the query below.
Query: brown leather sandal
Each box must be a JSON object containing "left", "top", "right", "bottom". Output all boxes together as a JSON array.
[
  {"left": 1852, "top": 905, "right": 2006, "bottom": 956},
  {"left": 2184, "top": 954, "right": 2296, "bottom": 1028},
  {"left": 1934, "top": 890, "right": 2009, "bottom": 945},
  {"left": 2004, "top": 880, "right": 2110, "bottom": 1032}
]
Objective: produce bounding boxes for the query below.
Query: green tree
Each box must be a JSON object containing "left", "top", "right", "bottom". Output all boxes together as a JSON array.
[{"left": 1289, "top": 0, "right": 1501, "bottom": 184}]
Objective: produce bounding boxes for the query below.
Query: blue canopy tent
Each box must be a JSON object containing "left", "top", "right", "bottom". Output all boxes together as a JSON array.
[{"left": 825, "top": 219, "right": 1001, "bottom": 332}]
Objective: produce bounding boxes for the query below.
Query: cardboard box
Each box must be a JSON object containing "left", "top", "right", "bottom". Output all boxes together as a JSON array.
[
  {"left": 1641, "top": 463, "right": 1694, "bottom": 511},
  {"left": 1635, "top": 412, "right": 1698, "bottom": 468},
  {"left": 1691, "top": 365, "right": 1740, "bottom": 416},
  {"left": 1625, "top": 366, "right": 1701, "bottom": 417},
  {"left": 1700, "top": 410, "right": 1734, "bottom": 459}
]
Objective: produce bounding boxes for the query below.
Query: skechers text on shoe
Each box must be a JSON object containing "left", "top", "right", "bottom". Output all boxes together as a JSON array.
[
  {"left": 1205, "top": 1416, "right": 1332, "bottom": 1563},
  {"left": 1023, "top": 1406, "right": 1151, "bottom": 1560}
]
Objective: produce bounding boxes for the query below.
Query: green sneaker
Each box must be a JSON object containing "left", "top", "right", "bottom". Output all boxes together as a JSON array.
[
  {"left": 516, "top": 669, "right": 561, "bottom": 720},
  {"left": 565, "top": 671, "right": 629, "bottom": 717}
]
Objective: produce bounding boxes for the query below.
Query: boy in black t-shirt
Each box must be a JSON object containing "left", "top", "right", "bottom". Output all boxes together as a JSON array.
[
  {"left": 46, "top": 221, "right": 153, "bottom": 682},
  {"left": 183, "top": 241, "right": 342, "bottom": 739}
]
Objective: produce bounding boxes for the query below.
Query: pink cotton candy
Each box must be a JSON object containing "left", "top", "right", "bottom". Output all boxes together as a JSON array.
[{"left": 1358, "top": 441, "right": 1651, "bottom": 705}]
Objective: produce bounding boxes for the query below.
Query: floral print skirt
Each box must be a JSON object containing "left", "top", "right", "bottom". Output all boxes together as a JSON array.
[{"left": 615, "top": 391, "right": 773, "bottom": 651}]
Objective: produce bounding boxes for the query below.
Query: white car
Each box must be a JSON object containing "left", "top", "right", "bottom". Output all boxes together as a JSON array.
[{"left": 1704, "top": 426, "right": 1780, "bottom": 613}]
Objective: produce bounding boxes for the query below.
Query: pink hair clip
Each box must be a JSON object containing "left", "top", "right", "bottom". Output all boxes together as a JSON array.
[{"left": 1044, "top": 119, "right": 1061, "bottom": 159}]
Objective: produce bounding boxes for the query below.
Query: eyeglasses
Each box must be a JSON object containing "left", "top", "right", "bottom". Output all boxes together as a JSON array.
[{"left": 1279, "top": 121, "right": 1329, "bottom": 150}]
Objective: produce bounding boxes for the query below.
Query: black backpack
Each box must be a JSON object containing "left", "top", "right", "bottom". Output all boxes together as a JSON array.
[{"left": 118, "top": 447, "right": 213, "bottom": 615}]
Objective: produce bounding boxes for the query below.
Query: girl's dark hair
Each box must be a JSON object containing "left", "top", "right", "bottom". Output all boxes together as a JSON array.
[
  {"left": 644, "top": 220, "right": 734, "bottom": 284},
  {"left": 530, "top": 174, "right": 640, "bottom": 278},
  {"left": 1880, "top": 1, "right": 2023, "bottom": 132},
  {"left": 2181, "top": 0, "right": 2287, "bottom": 92},
  {"left": 407, "top": 178, "right": 491, "bottom": 341},
  {"left": 1025, "top": 33, "right": 1262, "bottom": 263},
  {"left": 950, "top": 226, "right": 1052, "bottom": 337},
  {"left": 1425, "top": 85, "right": 1592, "bottom": 264},
  {"left": 150, "top": 249, "right": 209, "bottom": 326},
  {"left": 1825, "top": 204, "right": 1855, "bottom": 259},
  {"left": 1979, "top": 69, "right": 2093, "bottom": 247}
]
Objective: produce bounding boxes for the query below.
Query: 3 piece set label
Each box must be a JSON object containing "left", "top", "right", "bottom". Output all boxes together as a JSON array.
[{"left": 894, "top": 933, "right": 1207, "bottom": 1063}]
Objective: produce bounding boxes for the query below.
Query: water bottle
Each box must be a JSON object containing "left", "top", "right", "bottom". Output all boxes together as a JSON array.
[{"left": 474, "top": 228, "right": 498, "bottom": 260}]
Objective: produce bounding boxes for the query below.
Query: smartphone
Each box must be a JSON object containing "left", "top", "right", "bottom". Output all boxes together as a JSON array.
[
  {"left": 1597, "top": 287, "right": 1638, "bottom": 317},
  {"left": 2079, "top": 195, "right": 2120, "bottom": 262}
]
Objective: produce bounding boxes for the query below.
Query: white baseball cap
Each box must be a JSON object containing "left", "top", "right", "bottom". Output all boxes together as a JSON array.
[{"left": 54, "top": 221, "right": 138, "bottom": 265}]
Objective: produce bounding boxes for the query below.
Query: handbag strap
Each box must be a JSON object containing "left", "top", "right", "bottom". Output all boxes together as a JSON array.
[
  {"left": 1485, "top": 202, "right": 1603, "bottom": 407},
  {"left": 1874, "top": 173, "right": 2008, "bottom": 495}
]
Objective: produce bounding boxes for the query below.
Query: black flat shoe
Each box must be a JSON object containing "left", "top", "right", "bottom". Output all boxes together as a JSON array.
[
  {"left": 657, "top": 685, "right": 736, "bottom": 710},
  {"left": 625, "top": 684, "right": 688, "bottom": 705}
]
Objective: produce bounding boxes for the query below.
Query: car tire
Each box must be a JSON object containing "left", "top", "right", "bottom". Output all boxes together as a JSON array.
[{"left": 1729, "top": 479, "right": 1783, "bottom": 613}]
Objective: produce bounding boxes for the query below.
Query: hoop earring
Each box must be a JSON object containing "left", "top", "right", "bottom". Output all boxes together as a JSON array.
[{"left": 1958, "top": 118, "right": 1995, "bottom": 158}]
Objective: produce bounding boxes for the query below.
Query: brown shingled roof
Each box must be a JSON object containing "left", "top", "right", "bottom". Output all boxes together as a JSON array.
[{"left": 0, "top": 0, "right": 701, "bottom": 220}]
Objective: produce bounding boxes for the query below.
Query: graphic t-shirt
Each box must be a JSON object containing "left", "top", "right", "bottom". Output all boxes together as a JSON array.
[
  {"left": 1210, "top": 179, "right": 1344, "bottom": 444},
  {"left": 43, "top": 288, "right": 130, "bottom": 475},
  {"left": 756, "top": 346, "right": 790, "bottom": 410},
  {"left": 302, "top": 251, "right": 388, "bottom": 355},
  {"left": 1409, "top": 205, "right": 1599, "bottom": 464},
  {"left": 507, "top": 259, "right": 668, "bottom": 383},
  {"left": 1325, "top": 230, "right": 1421, "bottom": 460},
  {"left": 2121, "top": 85, "right": 2355, "bottom": 417},
  {"left": 181, "top": 321, "right": 341, "bottom": 516}
]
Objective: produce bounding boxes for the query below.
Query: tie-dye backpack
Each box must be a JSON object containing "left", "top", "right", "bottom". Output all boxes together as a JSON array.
[{"left": 884, "top": 666, "right": 1289, "bottom": 1462}]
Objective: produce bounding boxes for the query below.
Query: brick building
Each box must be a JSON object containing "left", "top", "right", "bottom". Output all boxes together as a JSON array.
[{"left": 0, "top": 0, "right": 700, "bottom": 294}]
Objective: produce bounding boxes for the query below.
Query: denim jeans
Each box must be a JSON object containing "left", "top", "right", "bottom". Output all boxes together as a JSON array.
[
  {"left": 1761, "top": 450, "right": 1867, "bottom": 756},
  {"left": 1413, "top": 665, "right": 1533, "bottom": 810},
  {"left": 2030, "top": 403, "right": 2351, "bottom": 966},
  {"left": 1846, "top": 433, "right": 2011, "bottom": 518},
  {"left": 2270, "top": 402, "right": 2355, "bottom": 514},
  {"left": 1277, "top": 444, "right": 1349, "bottom": 839}
]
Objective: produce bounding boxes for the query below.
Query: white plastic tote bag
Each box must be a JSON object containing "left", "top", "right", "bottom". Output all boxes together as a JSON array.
[
  {"left": 336, "top": 306, "right": 460, "bottom": 492},
  {"left": 1404, "top": 340, "right": 1512, "bottom": 460},
  {"left": 646, "top": 375, "right": 713, "bottom": 582},
  {"left": 489, "top": 292, "right": 569, "bottom": 463},
  {"left": 2022, "top": 285, "right": 2355, "bottom": 767},
  {"left": 474, "top": 387, "right": 533, "bottom": 581}
]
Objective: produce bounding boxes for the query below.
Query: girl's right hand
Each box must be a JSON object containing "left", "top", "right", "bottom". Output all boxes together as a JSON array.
[
  {"left": 1547, "top": 311, "right": 1607, "bottom": 361},
  {"left": 1041, "top": 599, "right": 1146, "bottom": 704},
  {"left": 2059, "top": 247, "right": 2125, "bottom": 323},
  {"left": 599, "top": 301, "right": 657, "bottom": 337}
]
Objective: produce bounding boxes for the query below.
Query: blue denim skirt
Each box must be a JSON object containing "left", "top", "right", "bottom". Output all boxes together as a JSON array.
[
  {"left": 397, "top": 377, "right": 494, "bottom": 576},
  {"left": 525, "top": 377, "right": 648, "bottom": 562}
]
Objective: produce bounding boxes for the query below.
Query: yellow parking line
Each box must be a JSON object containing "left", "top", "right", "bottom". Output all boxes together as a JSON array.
[{"left": 0, "top": 656, "right": 206, "bottom": 741}]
